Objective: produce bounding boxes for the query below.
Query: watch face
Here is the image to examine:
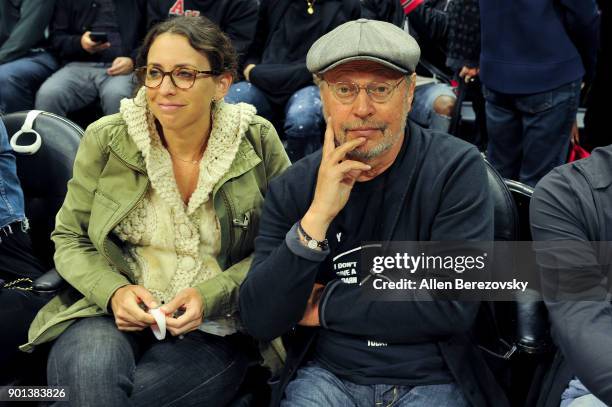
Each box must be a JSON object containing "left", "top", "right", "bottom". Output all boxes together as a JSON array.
[{"left": 307, "top": 239, "right": 319, "bottom": 250}]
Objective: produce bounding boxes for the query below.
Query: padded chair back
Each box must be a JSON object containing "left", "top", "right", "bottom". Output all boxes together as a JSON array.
[
  {"left": 1, "top": 111, "right": 83, "bottom": 269},
  {"left": 503, "top": 180, "right": 552, "bottom": 355},
  {"left": 478, "top": 163, "right": 554, "bottom": 406},
  {"left": 505, "top": 180, "right": 534, "bottom": 241},
  {"left": 486, "top": 160, "right": 519, "bottom": 241}
]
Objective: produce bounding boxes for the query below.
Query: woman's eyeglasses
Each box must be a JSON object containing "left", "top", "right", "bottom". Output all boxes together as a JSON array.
[{"left": 137, "top": 66, "right": 219, "bottom": 89}]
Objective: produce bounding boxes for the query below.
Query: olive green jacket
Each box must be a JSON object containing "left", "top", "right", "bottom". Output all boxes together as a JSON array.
[{"left": 21, "top": 112, "right": 290, "bottom": 371}]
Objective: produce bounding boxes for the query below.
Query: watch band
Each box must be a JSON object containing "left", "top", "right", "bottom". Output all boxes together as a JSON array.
[{"left": 297, "top": 221, "right": 329, "bottom": 250}]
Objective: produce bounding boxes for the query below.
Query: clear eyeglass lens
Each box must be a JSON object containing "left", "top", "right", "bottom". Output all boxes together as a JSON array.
[
  {"left": 145, "top": 67, "right": 197, "bottom": 89},
  {"left": 332, "top": 81, "right": 395, "bottom": 102},
  {"left": 172, "top": 68, "right": 197, "bottom": 88}
]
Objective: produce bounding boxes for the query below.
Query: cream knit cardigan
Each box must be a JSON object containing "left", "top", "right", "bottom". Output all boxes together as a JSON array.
[{"left": 115, "top": 88, "right": 255, "bottom": 330}]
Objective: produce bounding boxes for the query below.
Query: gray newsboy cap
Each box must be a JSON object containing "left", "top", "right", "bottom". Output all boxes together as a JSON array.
[{"left": 307, "top": 19, "right": 421, "bottom": 74}]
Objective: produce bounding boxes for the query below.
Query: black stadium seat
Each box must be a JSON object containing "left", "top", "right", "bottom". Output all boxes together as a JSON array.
[
  {"left": 2, "top": 111, "right": 83, "bottom": 273},
  {"left": 1, "top": 110, "right": 83, "bottom": 386},
  {"left": 478, "top": 161, "right": 555, "bottom": 406}
]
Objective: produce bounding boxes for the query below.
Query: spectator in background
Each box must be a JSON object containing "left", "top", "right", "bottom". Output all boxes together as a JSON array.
[
  {"left": 445, "top": 0, "right": 487, "bottom": 149},
  {"left": 0, "top": 0, "right": 59, "bottom": 114},
  {"left": 0, "top": 118, "right": 50, "bottom": 381},
  {"left": 479, "top": 0, "right": 600, "bottom": 187},
  {"left": 361, "top": 0, "right": 457, "bottom": 133},
  {"left": 530, "top": 146, "right": 612, "bottom": 406},
  {"left": 35, "top": 0, "right": 146, "bottom": 117},
  {"left": 225, "top": 0, "right": 361, "bottom": 162},
  {"left": 147, "top": 0, "right": 258, "bottom": 68}
]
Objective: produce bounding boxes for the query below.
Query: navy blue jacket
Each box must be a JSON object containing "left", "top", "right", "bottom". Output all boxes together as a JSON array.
[
  {"left": 240, "top": 122, "right": 508, "bottom": 406},
  {"left": 479, "top": 0, "right": 600, "bottom": 94}
]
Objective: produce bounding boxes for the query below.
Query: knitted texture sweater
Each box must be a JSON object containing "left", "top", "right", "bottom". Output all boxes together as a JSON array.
[{"left": 117, "top": 89, "right": 256, "bottom": 332}]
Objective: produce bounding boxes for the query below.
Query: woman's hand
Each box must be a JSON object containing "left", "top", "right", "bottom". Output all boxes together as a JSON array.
[
  {"left": 161, "top": 288, "right": 205, "bottom": 336},
  {"left": 110, "top": 285, "right": 158, "bottom": 331}
]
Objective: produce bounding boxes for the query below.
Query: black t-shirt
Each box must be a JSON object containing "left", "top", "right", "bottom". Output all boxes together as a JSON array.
[{"left": 313, "top": 141, "right": 454, "bottom": 385}]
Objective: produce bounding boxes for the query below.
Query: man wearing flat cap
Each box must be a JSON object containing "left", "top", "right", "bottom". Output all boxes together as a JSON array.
[{"left": 239, "top": 19, "right": 506, "bottom": 406}]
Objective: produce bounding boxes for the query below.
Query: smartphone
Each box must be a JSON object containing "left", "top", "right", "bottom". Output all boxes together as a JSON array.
[{"left": 89, "top": 31, "right": 108, "bottom": 43}]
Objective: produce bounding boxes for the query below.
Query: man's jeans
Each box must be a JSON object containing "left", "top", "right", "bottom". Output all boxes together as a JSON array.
[
  {"left": 282, "top": 361, "right": 469, "bottom": 407},
  {"left": 410, "top": 82, "right": 456, "bottom": 132},
  {"left": 47, "top": 316, "right": 250, "bottom": 406},
  {"left": 483, "top": 79, "right": 580, "bottom": 187},
  {"left": 561, "top": 378, "right": 607, "bottom": 407},
  {"left": 226, "top": 82, "right": 323, "bottom": 161},
  {"left": 0, "top": 51, "right": 58, "bottom": 114},
  {"left": 35, "top": 62, "right": 135, "bottom": 116}
]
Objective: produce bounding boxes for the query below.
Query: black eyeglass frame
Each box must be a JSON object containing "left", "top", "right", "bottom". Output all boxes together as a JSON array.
[{"left": 136, "top": 66, "right": 220, "bottom": 89}]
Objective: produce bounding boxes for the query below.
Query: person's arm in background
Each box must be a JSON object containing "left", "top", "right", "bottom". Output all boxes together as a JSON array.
[
  {"left": 559, "top": 0, "right": 600, "bottom": 83},
  {"left": 107, "top": 0, "right": 146, "bottom": 76},
  {"left": 146, "top": 0, "right": 165, "bottom": 31},
  {"left": 0, "top": 0, "right": 56, "bottom": 63},
  {"left": 128, "top": 0, "right": 147, "bottom": 66},
  {"left": 408, "top": 0, "right": 448, "bottom": 46},
  {"left": 531, "top": 167, "right": 612, "bottom": 405},
  {"left": 248, "top": 63, "right": 313, "bottom": 99},
  {"left": 445, "top": 0, "right": 480, "bottom": 81},
  {"left": 243, "top": 0, "right": 271, "bottom": 74},
  {"left": 223, "top": 0, "right": 259, "bottom": 69},
  {"left": 242, "top": 0, "right": 304, "bottom": 91},
  {"left": 49, "top": 0, "right": 91, "bottom": 60}
]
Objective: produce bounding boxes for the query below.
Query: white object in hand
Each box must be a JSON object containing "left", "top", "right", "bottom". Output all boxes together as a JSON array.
[{"left": 149, "top": 308, "right": 166, "bottom": 340}]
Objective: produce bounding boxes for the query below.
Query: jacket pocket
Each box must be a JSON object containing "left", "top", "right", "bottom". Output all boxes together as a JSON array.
[
  {"left": 233, "top": 208, "right": 257, "bottom": 258},
  {"left": 516, "top": 91, "right": 553, "bottom": 114},
  {"left": 88, "top": 190, "right": 119, "bottom": 244}
]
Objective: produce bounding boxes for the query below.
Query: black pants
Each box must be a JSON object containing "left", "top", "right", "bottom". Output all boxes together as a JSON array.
[{"left": 0, "top": 225, "right": 50, "bottom": 376}]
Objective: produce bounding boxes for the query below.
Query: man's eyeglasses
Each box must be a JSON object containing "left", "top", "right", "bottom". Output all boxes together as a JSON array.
[
  {"left": 325, "top": 76, "right": 407, "bottom": 104},
  {"left": 137, "top": 65, "right": 219, "bottom": 89}
]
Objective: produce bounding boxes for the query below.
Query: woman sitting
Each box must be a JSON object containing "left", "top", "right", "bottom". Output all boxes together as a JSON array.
[{"left": 22, "top": 15, "right": 289, "bottom": 406}]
